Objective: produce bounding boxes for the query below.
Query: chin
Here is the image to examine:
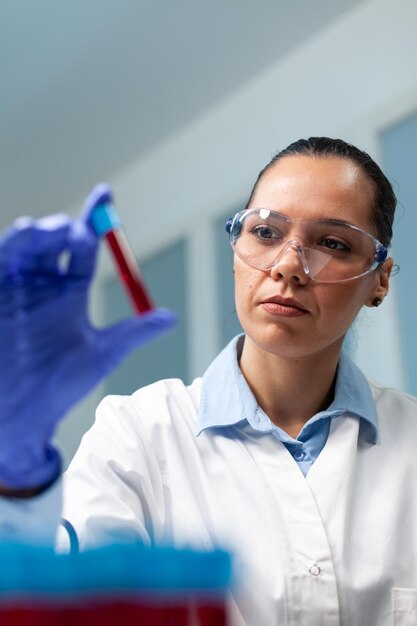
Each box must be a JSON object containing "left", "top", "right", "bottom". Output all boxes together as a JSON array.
[
  {"left": 242, "top": 322, "right": 344, "bottom": 361},
  {"left": 243, "top": 323, "right": 309, "bottom": 356}
]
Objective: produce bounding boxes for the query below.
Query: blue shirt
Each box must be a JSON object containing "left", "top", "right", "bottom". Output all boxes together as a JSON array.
[{"left": 196, "top": 335, "right": 378, "bottom": 476}]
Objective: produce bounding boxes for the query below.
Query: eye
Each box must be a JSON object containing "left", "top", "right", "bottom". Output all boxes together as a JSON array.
[
  {"left": 250, "top": 225, "right": 283, "bottom": 241},
  {"left": 319, "top": 237, "right": 351, "bottom": 252}
]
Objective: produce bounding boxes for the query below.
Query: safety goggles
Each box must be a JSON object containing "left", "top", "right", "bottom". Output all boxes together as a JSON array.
[{"left": 226, "top": 208, "right": 388, "bottom": 283}]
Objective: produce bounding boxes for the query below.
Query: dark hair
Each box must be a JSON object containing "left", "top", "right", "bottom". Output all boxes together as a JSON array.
[{"left": 246, "top": 137, "right": 397, "bottom": 247}]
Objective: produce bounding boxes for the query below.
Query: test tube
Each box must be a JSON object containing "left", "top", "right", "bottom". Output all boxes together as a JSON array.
[{"left": 89, "top": 191, "right": 154, "bottom": 314}]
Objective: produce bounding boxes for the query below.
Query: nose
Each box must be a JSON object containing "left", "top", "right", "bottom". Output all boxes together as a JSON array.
[{"left": 269, "top": 240, "right": 309, "bottom": 285}]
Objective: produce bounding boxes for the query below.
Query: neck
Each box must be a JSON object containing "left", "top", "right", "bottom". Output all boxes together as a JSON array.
[{"left": 239, "top": 337, "right": 342, "bottom": 438}]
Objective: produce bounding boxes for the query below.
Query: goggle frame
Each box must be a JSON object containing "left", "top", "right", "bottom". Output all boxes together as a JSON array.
[{"left": 225, "top": 208, "right": 388, "bottom": 284}]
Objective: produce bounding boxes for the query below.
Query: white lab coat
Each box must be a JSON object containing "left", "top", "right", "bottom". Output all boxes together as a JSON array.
[{"left": 59, "top": 375, "right": 417, "bottom": 626}]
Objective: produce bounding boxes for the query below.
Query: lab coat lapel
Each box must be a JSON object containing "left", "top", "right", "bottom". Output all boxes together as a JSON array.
[{"left": 306, "top": 415, "right": 360, "bottom": 560}]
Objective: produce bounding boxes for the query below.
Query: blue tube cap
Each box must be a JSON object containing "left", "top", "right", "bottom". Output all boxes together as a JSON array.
[{"left": 83, "top": 183, "right": 122, "bottom": 237}]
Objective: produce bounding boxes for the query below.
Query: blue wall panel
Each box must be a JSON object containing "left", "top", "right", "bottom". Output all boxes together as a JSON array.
[
  {"left": 381, "top": 111, "right": 417, "bottom": 395},
  {"left": 103, "top": 239, "right": 188, "bottom": 395},
  {"left": 216, "top": 211, "right": 243, "bottom": 350}
]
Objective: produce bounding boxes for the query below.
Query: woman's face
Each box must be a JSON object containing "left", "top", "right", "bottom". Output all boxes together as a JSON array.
[{"left": 234, "top": 155, "right": 391, "bottom": 359}]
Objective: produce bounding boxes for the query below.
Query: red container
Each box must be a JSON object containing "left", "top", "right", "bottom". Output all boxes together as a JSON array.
[{"left": 0, "top": 597, "right": 227, "bottom": 626}]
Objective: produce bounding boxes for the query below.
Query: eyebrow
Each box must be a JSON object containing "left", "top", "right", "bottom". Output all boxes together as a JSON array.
[
  {"left": 261, "top": 209, "right": 359, "bottom": 229},
  {"left": 314, "top": 217, "right": 358, "bottom": 228}
]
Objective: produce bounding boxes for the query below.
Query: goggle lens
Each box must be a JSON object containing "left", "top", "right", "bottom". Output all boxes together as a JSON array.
[{"left": 227, "top": 209, "right": 387, "bottom": 283}]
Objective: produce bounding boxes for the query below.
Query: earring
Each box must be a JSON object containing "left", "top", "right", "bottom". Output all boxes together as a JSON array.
[{"left": 372, "top": 297, "right": 382, "bottom": 307}]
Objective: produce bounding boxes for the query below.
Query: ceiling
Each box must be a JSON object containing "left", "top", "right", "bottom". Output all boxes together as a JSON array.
[{"left": 0, "top": 0, "right": 364, "bottom": 228}]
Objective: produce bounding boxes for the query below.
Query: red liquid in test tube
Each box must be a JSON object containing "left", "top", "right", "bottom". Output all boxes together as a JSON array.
[
  {"left": 87, "top": 184, "right": 154, "bottom": 314},
  {"left": 104, "top": 228, "right": 154, "bottom": 314}
]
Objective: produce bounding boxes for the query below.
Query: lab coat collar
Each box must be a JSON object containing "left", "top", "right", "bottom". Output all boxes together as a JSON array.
[{"left": 196, "top": 335, "right": 378, "bottom": 443}]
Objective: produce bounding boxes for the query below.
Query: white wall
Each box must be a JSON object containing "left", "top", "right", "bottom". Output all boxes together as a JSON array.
[{"left": 58, "top": 0, "right": 417, "bottom": 461}]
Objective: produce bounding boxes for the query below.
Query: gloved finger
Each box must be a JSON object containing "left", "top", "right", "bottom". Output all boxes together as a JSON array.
[
  {"left": 0, "top": 214, "right": 73, "bottom": 278},
  {"left": 80, "top": 183, "right": 113, "bottom": 229},
  {"left": 66, "top": 219, "right": 99, "bottom": 277},
  {"left": 95, "top": 308, "right": 177, "bottom": 377}
]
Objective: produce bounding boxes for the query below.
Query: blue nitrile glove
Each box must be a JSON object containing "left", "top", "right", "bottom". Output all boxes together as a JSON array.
[{"left": 0, "top": 187, "right": 175, "bottom": 489}]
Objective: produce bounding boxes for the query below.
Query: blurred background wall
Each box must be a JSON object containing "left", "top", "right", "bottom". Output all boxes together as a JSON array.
[{"left": 1, "top": 0, "right": 416, "bottom": 464}]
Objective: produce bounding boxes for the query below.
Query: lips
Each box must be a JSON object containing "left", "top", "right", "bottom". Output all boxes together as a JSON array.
[
  {"left": 259, "top": 295, "right": 309, "bottom": 318},
  {"left": 261, "top": 295, "right": 308, "bottom": 312}
]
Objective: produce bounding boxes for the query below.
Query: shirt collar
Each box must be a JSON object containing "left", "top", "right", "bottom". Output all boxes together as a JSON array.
[{"left": 196, "top": 335, "right": 378, "bottom": 442}]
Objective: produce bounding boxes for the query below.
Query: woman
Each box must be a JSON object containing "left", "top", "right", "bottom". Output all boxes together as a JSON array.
[
  {"left": 1, "top": 138, "right": 417, "bottom": 625},
  {"left": 61, "top": 137, "right": 417, "bottom": 625}
]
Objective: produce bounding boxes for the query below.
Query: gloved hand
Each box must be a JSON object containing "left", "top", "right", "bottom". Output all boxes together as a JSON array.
[{"left": 0, "top": 186, "right": 175, "bottom": 489}]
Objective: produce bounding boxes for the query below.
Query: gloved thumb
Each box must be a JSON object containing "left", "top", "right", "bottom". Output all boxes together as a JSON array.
[{"left": 96, "top": 308, "right": 177, "bottom": 376}]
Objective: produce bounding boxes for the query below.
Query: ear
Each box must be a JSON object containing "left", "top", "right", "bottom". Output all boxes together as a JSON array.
[{"left": 365, "top": 258, "right": 394, "bottom": 307}]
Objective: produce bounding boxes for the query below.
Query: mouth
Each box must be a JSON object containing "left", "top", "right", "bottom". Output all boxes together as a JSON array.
[{"left": 260, "top": 295, "right": 309, "bottom": 317}]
